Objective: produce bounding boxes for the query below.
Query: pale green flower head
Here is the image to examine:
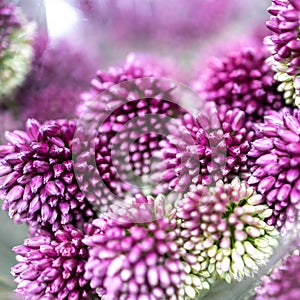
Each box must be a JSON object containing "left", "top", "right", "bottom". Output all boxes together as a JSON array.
[
  {"left": 176, "top": 177, "right": 279, "bottom": 291},
  {"left": 0, "top": 10, "right": 35, "bottom": 100}
]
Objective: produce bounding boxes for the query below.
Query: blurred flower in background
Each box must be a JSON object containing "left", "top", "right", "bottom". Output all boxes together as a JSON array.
[
  {"left": 15, "top": 33, "right": 95, "bottom": 122},
  {"left": 0, "top": 0, "right": 34, "bottom": 103}
]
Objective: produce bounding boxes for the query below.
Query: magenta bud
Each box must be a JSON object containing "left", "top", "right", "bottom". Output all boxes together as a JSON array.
[
  {"left": 26, "top": 119, "right": 41, "bottom": 140},
  {"left": 256, "top": 153, "right": 278, "bottom": 165},
  {"left": 258, "top": 176, "right": 276, "bottom": 194},
  {"left": 6, "top": 185, "right": 24, "bottom": 202}
]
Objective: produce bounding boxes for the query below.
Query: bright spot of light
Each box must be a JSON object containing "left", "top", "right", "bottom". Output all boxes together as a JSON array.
[{"left": 44, "top": 0, "right": 79, "bottom": 38}]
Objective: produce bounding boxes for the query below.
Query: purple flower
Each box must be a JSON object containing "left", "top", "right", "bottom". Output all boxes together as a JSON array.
[
  {"left": 83, "top": 194, "right": 184, "bottom": 299},
  {"left": 11, "top": 224, "right": 96, "bottom": 300},
  {"left": 255, "top": 252, "right": 300, "bottom": 300},
  {"left": 16, "top": 33, "right": 94, "bottom": 121},
  {"left": 176, "top": 178, "right": 278, "bottom": 284},
  {"left": 74, "top": 54, "right": 185, "bottom": 211},
  {"left": 77, "top": 0, "right": 239, "bottom": 44},
  {"left": 0, "top": 118, "right": 96, "bottom": 231},
  {"left": 153, "top": 106, "right": 254, "bottom": 194},
  {"left": 265, "top": 0, "right": 300, "bottom": 106},
  {"left": 248, "top": 107, "right": 300, "bottom": 234},
  {"left": 193, "top": 48, "right": 283, "bottom": 124}
]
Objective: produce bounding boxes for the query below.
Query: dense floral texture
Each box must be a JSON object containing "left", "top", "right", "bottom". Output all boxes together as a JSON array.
[
  {"left": 0, "top": 118, "right": 96, "bottom": 231},
  {"left": 248, "top": 107, "right": 300, "bottom": 234},
  {"left": 176, "top": 178, "right": 278, "bottom": 284},
  {"left": 154, "top": 106, "right": 254, "bottom": 195},
  {"left": 16, "top": 34, "right": 94, "bottom": 121},
  {"left": 193, "top": 48, "right": 283, "bottom": 125},
  {"left": 83, "top": 194, "right": 185, "bottom": 299},
  {"left": 74, "top": 54, "right": 184, "bottom": 211},
  {"left": 11, "top": 224, "right": 96, "bottom": 300},
  {"left": 255, "top": 251, "right": 300, "bottom": 299},
  {"left": 265, "top": 0, "right": 300, "bottom": 106},
  {"left": 0, "top": 0, "right": 34, "bottom": 100}
]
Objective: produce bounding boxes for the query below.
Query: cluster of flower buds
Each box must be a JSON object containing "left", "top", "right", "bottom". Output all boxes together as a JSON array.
[
  {"left": 3, "top": 1, "right": 300, "bottom": 298},
  {"left": 265, "top": 0, "right": 300, "bottom": 106}
]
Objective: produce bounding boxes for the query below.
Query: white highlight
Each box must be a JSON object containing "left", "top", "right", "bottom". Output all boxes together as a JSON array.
[{"left": 44, "top": 0, "right": 78, "bottom": 38}]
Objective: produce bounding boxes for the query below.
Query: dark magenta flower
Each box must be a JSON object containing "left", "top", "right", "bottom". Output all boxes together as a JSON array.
[
  {"left": 83, "top": 194, "right": 185, "bottom": 299},
  {"left": 265, "top": 0, "right": 300, "bottom": 106},
  {"left": 255, "top": 252, "right": 300, "bottom": 300},
  {"left": 0, "top": 118, "right": 96, "bottom": 231},
  {"left": 248, "top": 107, "right": 300, "bottom": 234},
  {"left": 176, "top": 178, "right": 278, "bottom": 284},
  {"left": 11, "top": 224, "right": 96, "bottom": 300},
  {"left": 193, "top": 48, "right": 283, "bottom": 124}
]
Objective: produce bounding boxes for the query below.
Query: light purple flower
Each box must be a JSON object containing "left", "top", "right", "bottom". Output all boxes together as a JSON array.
[
  {"left": 83, "top": 194, "right": 184, "bottom": 300},
  {"left": 176, "top": 178, "right": 278, "bottom": 284},
  {"left": 248, "top": 107, "right": 300, "bottom": 234},
  {"left": 255, "top": 252, "right": 300, "bottom": 300},
  {"left": 77, "top": 0, "right": 239, "bottom": 44},
  {"left": 0, "top": 118, "right": 96, "bottom": 231},
  {"left": 74, "top": 54, "right": 184, "bottom": 211},
  {"left": 16, "top": 33, "right": 94, "bottom": 122},
  {"left": 265, "top": 0, "right": 300, "bottom": 106},
  {"left": 193, "top": 48, "right": 283, "bottom": 125},
  {"left": 11, "top": 224, "right": 96, "bottom": 300}
]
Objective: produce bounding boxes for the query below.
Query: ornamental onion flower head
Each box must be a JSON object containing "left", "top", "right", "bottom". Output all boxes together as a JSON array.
[
  {"left": 74, "top": 54, "right": 184, "bottom": 211},
  {"left": 154, "top": 106, "right": 254, "bottom": 194},
  {"left": 83, "top": 194, "right": 185, "bottom": 300},
  {"left": 255, "top": 252, "right": 300, "bottom": 300},
  {"left": 0, "top": 118, "right": 96, "bottom": 231},
  {"left": 11, "top": 224, "right": 96, "bottom": 300},
  {"left": 193, "top": 48, "right": 283, "bottom": 125},
  {"left": 176, "top": 178, "right": 279, "bottom": 284},
  {"left": 17, "top": 34, "right": 94, "bottom": 121},
  {"left": 248, "top": 107, "right": 300, "bottom": 234},
  {"left": 0, "top": 0, "right": 34, "bottom": 100},
  {"left": 265, "top": 0, "right": 300, "bottom": 107}
]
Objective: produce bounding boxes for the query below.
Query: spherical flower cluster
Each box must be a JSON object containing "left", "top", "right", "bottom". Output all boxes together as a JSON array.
[
  {"left": 0, "top": 0, "right": 34, "bottom": 100},
  {"left": 17, "top": 34, "right": 94, "bottom": 121},
  {"left": 255, "top": 252, "right": 300, "bottom": 299},
  {"left": 265, "top": 0, "right": 300, "bottom": 106},
  {"left": 248, "top": 107, "right": 300, "bottom": 233},
  {"left": 176, "top": 178, "right": 278, "bottom": 284},
  {"left": 193, "top": 48, "right": 283, "bottom": 124},
  {"left": 154, "top": 106, "right": 254, "bottom": 194},
  {"left": 11, "top": 224, "right": 96, "bottom": 300},
  {"left": 83, "top": 194, "right": 185, "bottom": 300},
  {"left": 0, "top": 118, "right": 96, "bottom": 231},
  {"left": 74, "top": 54, "right": 184, "bottom": 210}
]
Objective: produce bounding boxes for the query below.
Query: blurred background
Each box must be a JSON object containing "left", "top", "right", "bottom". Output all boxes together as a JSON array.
[{"left": 1, "top": 0, "right": 271, "bottom": 299}]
